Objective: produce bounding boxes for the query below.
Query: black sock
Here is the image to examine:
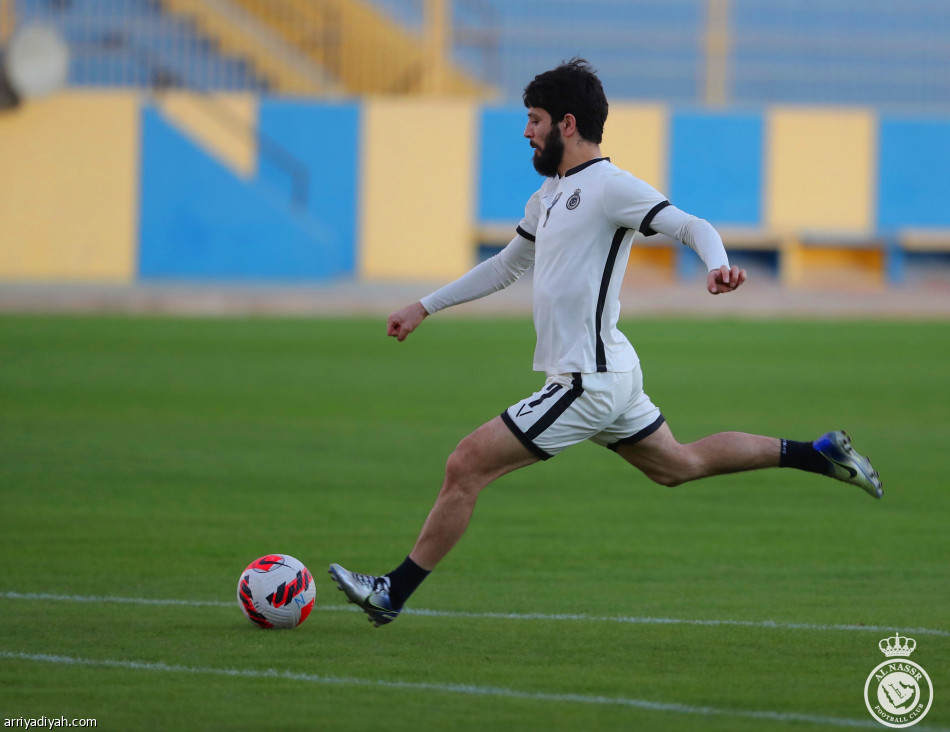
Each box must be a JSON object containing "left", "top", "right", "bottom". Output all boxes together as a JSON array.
[
  {"left": 386, "top": 556, "right": 430, "bottom": 609},
  {"left": 780, "top": 439, "right": 832, "bottom": 475}
]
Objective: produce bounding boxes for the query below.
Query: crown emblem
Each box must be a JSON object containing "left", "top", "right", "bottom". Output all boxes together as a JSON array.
[{"left": 879, "top": 633, "right": 916, "bottom": 657}]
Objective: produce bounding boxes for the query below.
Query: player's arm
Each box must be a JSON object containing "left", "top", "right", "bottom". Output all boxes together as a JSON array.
[
  {"left": 604, "top": 174, "right": 745, "bottom": 295},
  {"left": 387, "top": 234, "right": 536, "bottom": 341},
  {"left": 648, "top": 205, "right": 746, "bottom": 294},
  {"left": 387, "top": 301, "right": 429, "bottom": 342}
]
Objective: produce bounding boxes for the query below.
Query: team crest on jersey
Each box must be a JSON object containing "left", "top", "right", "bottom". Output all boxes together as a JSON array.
[{"left": 566, "top": 189, "right": 581, "bottom": 210}]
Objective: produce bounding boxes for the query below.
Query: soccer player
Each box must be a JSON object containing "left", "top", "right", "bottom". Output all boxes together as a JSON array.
[{"left": 329, "top": 58, "right": 882, "bottom": 627}]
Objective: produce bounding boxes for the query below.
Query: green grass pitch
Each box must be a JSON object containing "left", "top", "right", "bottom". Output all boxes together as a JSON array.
[{"left": 0, "top": 315, "right": 947, "bottom": 731}]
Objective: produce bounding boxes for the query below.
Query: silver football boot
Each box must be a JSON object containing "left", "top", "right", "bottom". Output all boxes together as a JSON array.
[
  {"left": 328, "top": 563, "right": 400, "bottom": 627},
  {"left": 813, "top": 430, "right": 883, "bottom": 499}
]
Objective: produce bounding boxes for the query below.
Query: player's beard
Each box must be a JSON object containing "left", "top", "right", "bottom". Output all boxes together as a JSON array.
[{"left": 532, "top": 125, "right": 564, "bottom": 177}]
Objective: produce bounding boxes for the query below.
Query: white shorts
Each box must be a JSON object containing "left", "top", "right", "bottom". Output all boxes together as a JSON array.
[{"left": 500, "top": 366, "right": 664, "bottom": 460}]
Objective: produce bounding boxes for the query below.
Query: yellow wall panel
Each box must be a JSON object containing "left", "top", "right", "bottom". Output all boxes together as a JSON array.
[
  {"left": 360, "top": 98, "right": 476, "bottom": 281},
  {"left": 602, "top": 103, "right": 669, "bottom": 193},
  {"left": 765, "top": 107, "right": 876, "bottom": 234},
  {"left": 0, "top": 92, "right": 139, "bottom": 281},
  {"left": 156, "top": 92, "right": 258, "bottom": 177}
]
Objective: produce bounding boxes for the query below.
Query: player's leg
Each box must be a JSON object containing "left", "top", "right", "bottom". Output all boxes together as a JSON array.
[
  {"left": 410, "top": 415, "right": 539, "bottom": 570},
  {"left": 595, "top": 365, "right": 881, "bottom": 495},
  {"left": 612, "top": 421, "right": 780, "bottom": 486},
  {"left": 613, "top": 423, "right": 882, "bottom": 497},
  {"left": 590, "top": 367, "right": 781, "bottom": 485},
  {"left": 329, "top": 415, "right": 538, "bottom": 626},
  {"left": 331, "top": 371, "right": 611, "bottom": 626}
]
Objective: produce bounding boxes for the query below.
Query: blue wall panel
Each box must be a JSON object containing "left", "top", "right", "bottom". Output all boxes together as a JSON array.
[
  {"left": 258, "top": 100, "right": 360, "bottom": 273},
  {"left": 139, "top": 106, "right": 345, "bottom": 280},
  {"left": 478, "top": 106, "right": 545, "bottom": 223},
  {"left": 878, "top": 117, "right": 950, "bottom": 229},
  {"left": 669, "top": 111, "right": 763, "bottom": 225}
]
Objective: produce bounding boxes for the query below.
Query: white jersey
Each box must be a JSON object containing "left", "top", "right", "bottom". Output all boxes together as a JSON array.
[
  {"left": 516, "top": 157, "right": 667, "bottom": 373},
  {"left": 419, "top": 156, "right": 728, "bottom": 375}
]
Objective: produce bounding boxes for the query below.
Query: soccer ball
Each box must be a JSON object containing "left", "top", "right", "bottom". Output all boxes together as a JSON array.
[{"left": 237, "top": 554, "right": 316, "bottom": 629}]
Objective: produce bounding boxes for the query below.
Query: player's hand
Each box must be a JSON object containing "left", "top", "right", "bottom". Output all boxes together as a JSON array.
[
  {"left": 387, "top": 301, "right": 429, "bottom": 341},
  {"left": 707, "top": 265, "right": 747, "bottom": 294}
]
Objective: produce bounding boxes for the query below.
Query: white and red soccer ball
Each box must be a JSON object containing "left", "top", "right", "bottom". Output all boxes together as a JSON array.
[{"left": 237, "top": 554, "right": 315, "bottom": 629}]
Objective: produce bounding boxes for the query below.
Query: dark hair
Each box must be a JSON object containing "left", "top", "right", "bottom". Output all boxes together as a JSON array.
[{"left": 523, "top": 57, "right": 608, "bottom": 144}]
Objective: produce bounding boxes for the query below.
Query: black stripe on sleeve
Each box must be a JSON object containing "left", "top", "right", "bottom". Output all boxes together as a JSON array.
[
  {"left": 516, "top": 225, "right": 536, "bottom": 242},
  {"left": 595, "top": 229, "right": 628, "bottom": 372},
  {"left": 639, "top": 200, "right": 671, "bottom": 237}
]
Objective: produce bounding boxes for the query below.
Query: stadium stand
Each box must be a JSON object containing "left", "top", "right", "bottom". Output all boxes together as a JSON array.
[
  {"left": 157, "top": 0, "right": 332, "bottom": 94},
  {"left": 223, "top": 0, "right": 488, "bottom": 95},
  {"left": 459, "top": 0, "right": 950, "bottom": 111},
  {"left": 15, "top": 0, "right": 269, "bottom": 91},
  {"left": 730, "top": 0, "right": 950, "bottom": 111},
  {"left": 14, "top": 0, "right": 950, "bottom": 110},
  {"left": 474, "top": 0, "right": 705, "bottom": 105},
  {"left": 12, "top": 0, "right": 488, "bottom": 96},
  {"left": 3, "top": 0, "right": 949, "bottom": 286},
  {"left": 12, "top": 0, "right": 950, "bottom": 108}
]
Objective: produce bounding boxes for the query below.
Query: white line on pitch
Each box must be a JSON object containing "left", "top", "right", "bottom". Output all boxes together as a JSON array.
[
  {"left": 2, "top": 591, "right": 948, "bottom": 638},
  {"left": 0, "top": 650, "right": 897, "bottom": 730}
]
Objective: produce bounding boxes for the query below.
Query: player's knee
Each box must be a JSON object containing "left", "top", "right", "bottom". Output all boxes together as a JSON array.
[
  {"left": 444, "top": 439, "right": 482, "bottom": 493},
  {"left": 644, "top": 449, "right": 701, "bottom": 487},
  {"left": 443, "top": 449, "right": 465, "bottom": 486}
]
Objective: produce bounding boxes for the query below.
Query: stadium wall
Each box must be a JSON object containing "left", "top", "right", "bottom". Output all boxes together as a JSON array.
[
  {"left": 0, "top": 92, "right": 139, "bottom": 282},
  {"left": 1, "top": 93, "right": 948, "bottom": 285}
]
